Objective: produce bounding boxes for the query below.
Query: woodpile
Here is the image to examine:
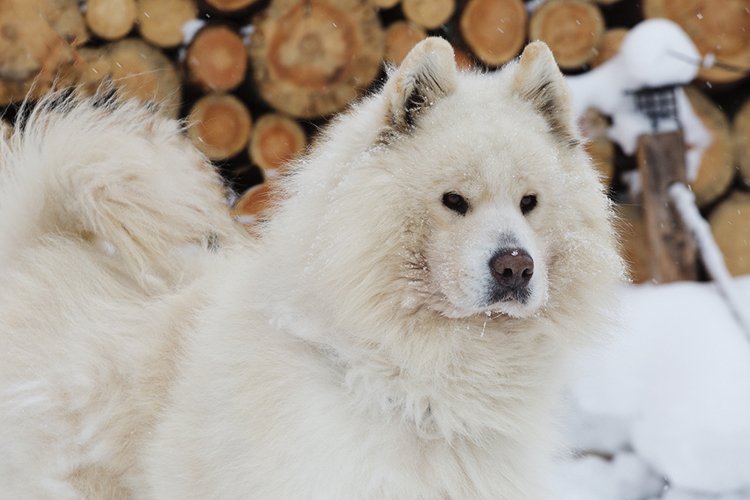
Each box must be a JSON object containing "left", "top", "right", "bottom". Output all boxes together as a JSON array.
[{"left": 0, "top": 0, "right": 749, "bottom": 276}]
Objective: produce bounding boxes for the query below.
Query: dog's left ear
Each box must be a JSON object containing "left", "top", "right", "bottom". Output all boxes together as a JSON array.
[
  {"left": 512, "top": 42, "right": 579, "bottom": 148},
  {"left": 383, "top": 37, "right": 457, "bottom": 133}
]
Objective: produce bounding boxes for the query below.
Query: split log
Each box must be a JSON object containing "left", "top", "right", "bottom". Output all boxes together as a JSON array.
[
  {"left": 249, "top": 113, "right": 307, "bottom": 174},
  {"left": 709, "top": 192, "right": 750, "bottom": 277},
  {"left": 187, "top": 25, "right": 247, "bottom": 92},
  {"left": 684, "top": 87, "right": 735, "bottom": 207},
  {"left": 187, "top": 93, "right": 253, "bottom": 161},
  {"left": 372, "top": 0, "right": 400, "bottom": 8},
  {"left": 384, "top": 21, "right": 426, "bottom": 65},
  {"left": 615, "top": 203, "right": 652, "bottom": 284},
  {"left": 77, "top": 39, "right": 182, "bottom": 118},
  {"left": 636, "top": 131, "right": 698, "bottom": 282},
  {"left": 459, "top": 0, "right": 527, "bottom": 67},
  {"left": 137, "top": 0, "right": 198, "bottom": 48},
  {"left": 85, "top": 0, "right": 137, "bottom": 41},
  {"left": 529, "top": 0, "right": 605, "bottom": 70},
  {"left": 733, "top": 98, "right": 750, "bottom": 186},
  {"left": 591, "top": 28, "right": 627, "bottom": 67},
  {"left": 402, "top": 0, "right": 455, "bottom": 30},
  {"left": 643, "top": 0, "right": 750, "bottom": 84},
  {"left": 249, "top": 0, "right": 384, "bottom": 119},
  {"left": 204, "top": 0, "right": 259, "bottom": 13},
  {"left": 579, "top": 108, "right": 615, "bottom": 186}
]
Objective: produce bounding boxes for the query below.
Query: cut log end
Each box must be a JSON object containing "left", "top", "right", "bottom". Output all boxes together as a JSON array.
[
  {"left": 402, "top": 0, "right": 456, "bottom": 30},
  {"left": 643, "top": 0, "right": 750, "bottom": 84},
  {"left": 205, "top": 0, "right": 259, "bottom": 13},
  {"left": 591, "top": 28, "right": 627, "bottom": 67},
  {"left": 459, "top": 0, "right": 527, "bottom": 67},
  {"left": 137, "top": 0, "right": 198, "bottom": 48},
  {"left": 384, "top": 21, "right": 427, "bottom": 65},
  {"left": 372, "top": 0, "right": 400, "bottom": 8},
  {"left": 187, "top": 94, "right": 253, "bottom": 161},
  {"left": 529, "top": 0, "right": 605, "bottom": 70},
  {"left": 249, "top": 0, "right": 384, "bottom": 119},
  {"left": 733, "top": 98, "right": 750, "bottom": 186},
  {"left": 231, "top": 182, "right": 280, "bottom": 233},
  {"left": 249, "top": 114, "right": 307, "bottom": 173},
  {"left": 710, "top": 192, "right": 750, "bottom": 277},
  {"left": 85, "top": 0, "right": 137, "bottom": 40},
  {"left": 187, "top": 25, "right": 248, "bottom": 92}
]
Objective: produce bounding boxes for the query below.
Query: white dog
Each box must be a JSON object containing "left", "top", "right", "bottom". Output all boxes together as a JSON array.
[{"left": 0, "top": 39, "right": 623, "bottom": 499}]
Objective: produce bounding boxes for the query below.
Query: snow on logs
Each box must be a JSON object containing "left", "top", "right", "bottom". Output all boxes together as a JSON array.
[{"left": 248, "top": 0, "right": 384, "bottom": 118}]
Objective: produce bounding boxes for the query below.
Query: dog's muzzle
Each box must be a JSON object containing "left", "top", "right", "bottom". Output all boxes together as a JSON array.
[{"left": 488, "top": 248, "right": 533, "bottom": 303}]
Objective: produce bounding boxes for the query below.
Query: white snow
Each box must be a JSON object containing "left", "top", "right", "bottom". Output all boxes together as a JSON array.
[
  {"left": 557, "top": 278, "right": 750, "bottom": 499},
  {"left": 566, "top": 19, "right": 711, "bottom": 177},
  {"left": 181, "top": 19, "right": 206, "bottom": 46}
]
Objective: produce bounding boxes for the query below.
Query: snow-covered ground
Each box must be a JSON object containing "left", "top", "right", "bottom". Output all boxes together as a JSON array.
[{"left": 556, "top": 278, "right": 750, "bottom": 499}]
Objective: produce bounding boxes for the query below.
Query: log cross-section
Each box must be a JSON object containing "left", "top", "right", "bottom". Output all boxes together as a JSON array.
[
  {"left": 636, "top": 131, "right": 698, "bottom": 282},
  {"left": 459, "top": 0, "right": 527, "bottom": 67},
  {"left": 187, "top": 25, "right": 248, "bottom": 92}
]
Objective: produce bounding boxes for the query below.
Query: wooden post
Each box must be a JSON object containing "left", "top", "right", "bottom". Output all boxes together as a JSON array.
[{"left": 636, "top": 131, "right": 698, "bottom": 282}]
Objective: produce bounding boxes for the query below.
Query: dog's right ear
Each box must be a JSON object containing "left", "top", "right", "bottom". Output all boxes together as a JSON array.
[{"left": 383, "top": 37, "right": 457, "bottom": 133}]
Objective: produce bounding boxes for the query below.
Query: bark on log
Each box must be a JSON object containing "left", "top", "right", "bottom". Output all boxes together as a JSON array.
[
  {"left": 187, "top": 93, "right": 253, "bottom": 161},
  {"left": 137, "top": 0, "right": 198, "bottom": 48},
  {"left": 637, "top": 131, "right": 698, "bottom": 282},
  {"left": 384, "top": 21, "right": 426, "bottom": 65},
  {"left": 643, "top": 0, "right": 750, "bottom": 84},
  {"left": 733, "top": 97, "right": 750, "bottom": 186},
  {"left": 402, "top": 0, "right": 455, "bottom": 30},
  {"left": 85, "top": 0, "right": 137, "bottom": 41},
  {"left": 615, "top": 203, "right": 652, "bottom": 284},
  {"left": 459, "top": 0, "right": 527, "bottom": 67},
  {"left": 684, "top": 86, "right": 735, "bottom": 207},
  {"left": 77, "top": 39, "right": 183, "bottom": 118},
  {"left": 249, "top": 113, "right": 307, "bottom": 174},
  {"left": 709, "top": 191, "right": 750, "bottom": 277},
  {"left": 204, "top": 0, "right": 259, "bottom": 13},
  {"left": 529, "top": 0, "right": 605, "bottom": 70},
  {"left": 591, "top": 28, "right": 627, "bottom": 68},
  {"left": 187, "top": 25, "right": 247, "bottom": 92},
  {"left": 249, "top": 0, "right": 384, "bottom": 119}
]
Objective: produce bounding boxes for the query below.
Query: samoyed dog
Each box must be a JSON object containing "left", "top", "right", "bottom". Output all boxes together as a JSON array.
[{"left": 0, "top": 39, "right": 623, "bottom": 499}]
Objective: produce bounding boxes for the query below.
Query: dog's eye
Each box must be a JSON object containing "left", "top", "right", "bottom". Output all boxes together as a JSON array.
[
  {"left": 442, "top": 192, "right": 469, "bottom": 215},
  {"left": 520, "top": 194, "right": 537, "bottom": 215}
]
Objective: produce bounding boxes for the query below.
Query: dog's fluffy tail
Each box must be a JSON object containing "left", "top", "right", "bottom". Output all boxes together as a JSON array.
[{"left": 0, "top": 90, "right": 238, "bottom": 284}]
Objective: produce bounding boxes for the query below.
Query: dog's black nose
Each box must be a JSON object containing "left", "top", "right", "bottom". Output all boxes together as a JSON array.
[{"left": 489, "top": 249, "right": 534, "bottom": 290}]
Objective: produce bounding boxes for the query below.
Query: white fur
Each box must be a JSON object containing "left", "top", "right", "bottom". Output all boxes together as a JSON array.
[{"left": 0, "top": 40, "right": 623, "bottom": 499}]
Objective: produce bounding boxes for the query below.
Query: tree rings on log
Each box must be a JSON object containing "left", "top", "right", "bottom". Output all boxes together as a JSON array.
[
  {"left": 231, "top": 182, "right": 280, "bottom": 233},
  {"left": 685, "top": 86, "right": 735, "bottom": 207},
  {"left": 187, "top": 93, "right": 253, "bottom": 161},
  {"left": 249, "top": 0, "right": 385, "bottom": 119},
  {"left": 643, "top": 0, "right": 750, "bottom": 84},
  {"left": 384, "top": 21, "right": 426, "bottom": 65},
  {"left": 187, "top": 25, "right": 248, "bottom": 92},
  {"left": 137, "top": 0, "right": 198, "bottom": 48},
  {"left": 733, "top": 98, "right": 750, "bottom": 186},
  {"left": 249, "top": 113, "right": 307, "bottom": 174},
  {"left": 85, "top": 0, "right": 137, "bottom": 40},
  {"left": 529, "top": 0, "right": 605, "bottom": 70},
  {"left": 402, "top": 0, "right": 455, "bottom": 30},
  {"left": 459, "top": 0, "right": 527, "bottom": 67},
  {"left": 77, "top": 39, "right": 182, "bottom": 118},
  {"left": 709, "top": 192, "right": 750, "bottom": 276}
]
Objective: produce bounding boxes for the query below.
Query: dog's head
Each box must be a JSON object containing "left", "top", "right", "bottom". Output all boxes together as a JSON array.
[{"left": 363, "top": 38, "right": 619, "bottom": 320}]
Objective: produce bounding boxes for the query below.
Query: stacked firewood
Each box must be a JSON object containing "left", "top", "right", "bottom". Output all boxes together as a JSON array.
[{"left": 0, "top": 0, "right": 749, "bottom": 279}]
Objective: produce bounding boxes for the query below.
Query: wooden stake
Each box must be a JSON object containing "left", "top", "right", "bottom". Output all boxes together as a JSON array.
[
  {"left": 187, "top": 93, "right": 253, "bottom": 161},
  {"left": 529, "top": 0, "right": 605, "bottom": 70},
  {"left": 85, "top": 0, "right": 137, "bottom": 40},
  {"left": 643, "top": 0, "right": 750, "bottom": 84},
  {"left": 137, "top": 0, "right": 198, "bottom": 48},
  {"left": 684, "top": 86, "right": 735, "bottom": 207},
  {"left": 187, "top": 25, "right": 248, "bottom": 92},
  {"left": 384, "top": 21, "right": 427, "bottom": 65},
  {"left": 249, "top": 114, "right": 307, "bottom": 174},
  {"left": 249, "top": 0, "right": 384, "bottom": 118},
  {"left": 402, "top": 0, "right": 455, "bottom": 30},
  {"left": 459, "top": 0, "right": 527, "bottom": 67},
  {"left": 636, "top": 131, "right": 698, "bottom": 282}
]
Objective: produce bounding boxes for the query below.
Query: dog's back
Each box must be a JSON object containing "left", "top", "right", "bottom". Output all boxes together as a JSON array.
[{"left": 0, "top": 91, "right": 236, "bottom": 498}]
